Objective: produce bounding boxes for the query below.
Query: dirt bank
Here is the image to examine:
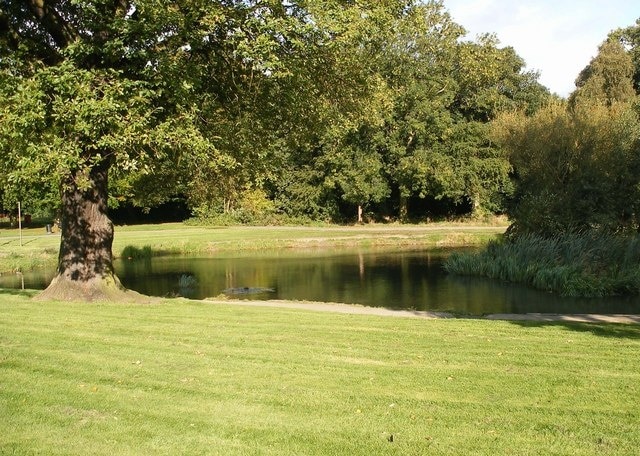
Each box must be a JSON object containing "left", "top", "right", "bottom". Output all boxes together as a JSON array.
[{"left": 205, "top": 298, "right": 640, "bottom": 324}]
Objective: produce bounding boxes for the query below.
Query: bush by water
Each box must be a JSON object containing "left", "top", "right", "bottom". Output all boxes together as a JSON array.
[{"left": 445, "top": 233, "right": 640, "bottom": 297}]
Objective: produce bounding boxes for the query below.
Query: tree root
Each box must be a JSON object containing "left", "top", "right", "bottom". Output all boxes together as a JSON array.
[{"left": 34, "top": 274, "right": 158, "bottom": 303}]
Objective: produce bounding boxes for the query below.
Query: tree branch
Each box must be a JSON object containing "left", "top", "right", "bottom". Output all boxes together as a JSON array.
[
  {"left": 25, "top": 0, "right": 79, "bottom": 49},
  {"left": 0, "top": 10, "right": 20, "bottom": 50}
]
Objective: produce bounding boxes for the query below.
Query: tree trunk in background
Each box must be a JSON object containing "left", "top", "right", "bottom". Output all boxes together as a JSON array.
[
  {"left": 399, "top": 195, "right": 408, "bottom": 221},
  {"left": 36, "top": 160, "right": 126, "bottom": 301},
  {"left": 357, "top": 205, "right": 363, "bottom": 224},
  {"left": 471, "top": 193, "right": 482, "bottom": 217}
]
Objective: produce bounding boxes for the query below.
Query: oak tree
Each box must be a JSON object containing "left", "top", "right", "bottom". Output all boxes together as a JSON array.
[{"left": 0, "top": 0, "right": 401, "bottom": 300}]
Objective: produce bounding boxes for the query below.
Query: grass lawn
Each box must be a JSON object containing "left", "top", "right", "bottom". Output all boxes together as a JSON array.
[
  {"left": 0, "top": 222, "right": 505, "bottom": 274},
  {"left": 1, "top": 291, "right": 639, "bottom": 455}
]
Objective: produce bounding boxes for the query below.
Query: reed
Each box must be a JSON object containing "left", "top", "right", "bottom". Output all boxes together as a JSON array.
[{"left": 444, "top": 232, "right": 640, "bottom": 297}]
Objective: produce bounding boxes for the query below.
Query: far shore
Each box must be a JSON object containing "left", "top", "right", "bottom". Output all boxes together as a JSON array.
[{"left": 0, "top": 222, "right": 507, "bottom": 274}]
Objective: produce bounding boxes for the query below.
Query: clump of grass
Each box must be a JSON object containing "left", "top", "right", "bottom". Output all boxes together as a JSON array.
[
  {"left": 444, "top": 232, "right": 640, "bottom": 297},
  {"left": 120, "top": 245, "right": 153, "bottom": 260},
  {"left": 0, "top": 252, "right": 57, "bottom": 273}
]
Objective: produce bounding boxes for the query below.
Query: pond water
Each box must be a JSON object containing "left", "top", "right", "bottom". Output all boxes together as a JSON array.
[{"left": 2, "top": 248, "right": 640, "bottom": 315}]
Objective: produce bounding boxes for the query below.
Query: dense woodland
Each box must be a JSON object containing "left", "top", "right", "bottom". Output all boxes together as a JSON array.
[
  {"left": 1, "top": 1, "right": 640, "bottom": 298},
  {"left": 2, "top": 2, "right": 639, "bottom": 228},
  {"left": 1, "top": 0, "right": 552, "bottom": 226}
]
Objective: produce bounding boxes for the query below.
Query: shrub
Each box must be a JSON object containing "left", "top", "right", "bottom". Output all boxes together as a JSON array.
[
  {"left": 444, "top": 232, "right": 640, "bottom": 297},
  {"left": 120, "top": 245, "right": 153, "bottom": 260}
]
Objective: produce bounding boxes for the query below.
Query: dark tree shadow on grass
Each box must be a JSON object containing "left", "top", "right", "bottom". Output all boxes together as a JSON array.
[
  {"left": 508, "top": 321, "right": 640, "bottom": 340},
  {"left": 0, "top": 288, "right": 40, "bottom": 298}
]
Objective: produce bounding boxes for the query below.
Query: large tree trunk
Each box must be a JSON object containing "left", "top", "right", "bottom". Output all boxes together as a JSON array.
[{"left": 36, "top": 160, "right": 132, "bottom": 302}]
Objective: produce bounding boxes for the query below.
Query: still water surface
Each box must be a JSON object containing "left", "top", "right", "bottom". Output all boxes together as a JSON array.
[{"left": 3, "top": 248, "right": 640, "bottom": 315}]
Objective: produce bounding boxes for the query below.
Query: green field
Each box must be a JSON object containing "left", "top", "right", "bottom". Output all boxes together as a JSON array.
[
  {"left": 2, "top": 223, "right": 638, "bottom": 454},
  {"left": 0, "top": 223, "right": 505, "bottom": 274},
  {"left": 1, "top": 292, "right": 639, "bottom": 455}
]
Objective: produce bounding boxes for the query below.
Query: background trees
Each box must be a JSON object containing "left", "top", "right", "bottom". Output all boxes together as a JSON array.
[
  {"left": 265, "top": 3, "right": 548, "bottom": 223},
  {"left": 1, "top": 0, "right": 423, "bottom": 299},
  {"left": 494, "top": 37, "right": 640, "bottom": 236},
  {"left": 1, "top": 1, "right": 549, "bottom": 231}
]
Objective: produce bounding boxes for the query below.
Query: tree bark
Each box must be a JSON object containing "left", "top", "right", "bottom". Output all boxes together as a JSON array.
[
  {"left": 36, "top": 160, "right": 129, "bottom": 302},
  {"left": 470, "top": 193, "right": 482, "bottom": 217}
]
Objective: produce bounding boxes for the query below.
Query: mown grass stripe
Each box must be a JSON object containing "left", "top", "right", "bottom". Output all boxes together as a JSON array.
[{"left": 1, "top": 294, "right": 639, "bottom": 454}]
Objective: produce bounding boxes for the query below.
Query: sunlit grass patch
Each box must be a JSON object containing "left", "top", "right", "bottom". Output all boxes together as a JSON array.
[
  {"left": 0, "top": 223, "right": 505, "bottom": 274},
  {"left": 0, "top": 295, "right": 639, "bottom": 455}
]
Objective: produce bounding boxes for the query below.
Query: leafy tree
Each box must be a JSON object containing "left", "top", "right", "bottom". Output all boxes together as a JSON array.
[
  {"left": 495, "top": 36, "right": 640, "bottom": 236},
  {"left": 453, "top": 34, "right": 546, "bottom": 121},
  {"left": 0, "top": 0, "right": 404, "bottom": 300},
  {"left": 251, "top": 0, "right": 422, "bottom": 223},
  {"left": 569, "top": 38, "right": 636, "bottom": 108},
  {"left": 319, "top": 128, "right": 390, "bottom": 223},
  {"left": 371, "top": 1, "right": 461, "bottom": 219},
  {"left": 494, "top": 99, "right": 640, "bottom": 235},
  {"left": 612, "top": 18, "right": 640, "bottom": 93},
  {"left": 363, "top": 8, "right": 547, "bottom": 219}
]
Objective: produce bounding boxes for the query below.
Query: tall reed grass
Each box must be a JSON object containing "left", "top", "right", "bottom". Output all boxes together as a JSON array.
[{"left": 444, "top": 233, "right": 640, "bottom": 297}]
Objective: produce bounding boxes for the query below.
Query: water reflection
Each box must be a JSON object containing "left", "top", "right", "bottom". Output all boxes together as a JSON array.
[{"left": 2, "top": 248, "right": 640, "bottom": 315}]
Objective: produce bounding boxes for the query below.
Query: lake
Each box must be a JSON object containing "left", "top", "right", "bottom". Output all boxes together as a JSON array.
[{"left": 2, "top": 247, "right": 640, "bottom": 315}]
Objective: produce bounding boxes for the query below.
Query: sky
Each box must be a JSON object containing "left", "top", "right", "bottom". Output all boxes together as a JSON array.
[{"left": 443, "top": 0, "right": 639, "bottom": 97}]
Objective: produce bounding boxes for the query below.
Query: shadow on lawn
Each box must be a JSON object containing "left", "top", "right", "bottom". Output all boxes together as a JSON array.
[
  {"left": 509, "top": 321, "right": 640, "bottom": 340},
  {"left": 0, "top": 288, "right": 40, "bottom": 298}
]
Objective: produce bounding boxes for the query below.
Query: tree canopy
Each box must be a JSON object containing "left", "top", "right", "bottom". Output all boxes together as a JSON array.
[
  {"left": 495, "top": 35, "right": 640, "bottom": 237},
  {"left": 0, "top": 0, "right": 550, "bottom": 299}
]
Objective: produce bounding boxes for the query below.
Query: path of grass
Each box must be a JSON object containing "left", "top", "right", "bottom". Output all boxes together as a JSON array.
[
  {"left": 0, "top": 223, "right": 505, "bottom": 273},
  {"left": 1, "top": 291, "right": 639, "bottom": 455}
]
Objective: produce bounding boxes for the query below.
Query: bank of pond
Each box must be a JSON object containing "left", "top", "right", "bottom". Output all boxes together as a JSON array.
[{"left": 2, "top": 241, "right": 640, "bottom": 316}]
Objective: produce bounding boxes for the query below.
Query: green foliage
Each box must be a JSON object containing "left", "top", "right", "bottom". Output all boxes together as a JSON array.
[
  {"left": 191, "top": 187, "right": 283, "bottom": 225},
  {"left": 494, "top": 98, "right": 640, "bottom": 235},
  {"left": 0, "top": 61, "right": 157, "bottom": 189},
  {"left": 454, "top": 34, "right": 547, "bottom": 121},
  {"left": 0, "top": 0, "right": 549, "bottom": 227},
  {"left": 319, "top": 128, "right": 390, "bottom": 218},
  {"left": 446, "top": 233, "right": 640, "bottom": 297},
  {"left": 357, "top": 7, "right": 547, "bottom": 219},
  {"left": 616, "top": 18, "right": 640, "bottom": 93},
  {"left": 272, "top": 165, "right": 338, "bottom": 221},
  {"left": 569, "top": 39, "right": 636, "bottom": 108}
]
